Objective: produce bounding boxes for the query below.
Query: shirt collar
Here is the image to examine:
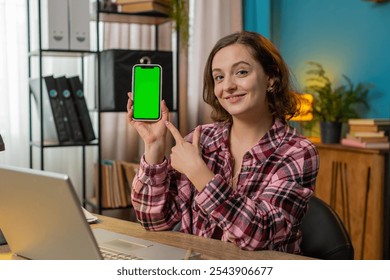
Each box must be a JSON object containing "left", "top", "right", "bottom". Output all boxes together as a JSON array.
[
  {"left": 251, "top": 118, "right": 289, "bottom": 162},
  {"left": 202, "top": 122, "right": 231, "bottom": 154},
  {"left": 202, "top": 119, "right": 290, "bottom": 161}
]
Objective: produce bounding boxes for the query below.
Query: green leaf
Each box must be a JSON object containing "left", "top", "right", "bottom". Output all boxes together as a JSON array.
[{"left": 304, "top": 61, "right": 373, "bottom": 122}]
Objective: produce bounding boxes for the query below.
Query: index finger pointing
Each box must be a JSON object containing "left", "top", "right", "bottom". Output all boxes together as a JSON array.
[
  {"left": 165, "top": 121, "right": 185, "bottom": 144},
  {"left": 192, "top": 126, "right": 201, "bottom": 150}
]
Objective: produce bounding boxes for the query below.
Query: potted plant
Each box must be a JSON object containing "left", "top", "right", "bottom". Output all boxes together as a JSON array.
[
  {"left": 169, "top": 0, "right": 189, "bottom": 48},
  {"left": 305, "top": 61, "right": 372, "bottom": 143}
]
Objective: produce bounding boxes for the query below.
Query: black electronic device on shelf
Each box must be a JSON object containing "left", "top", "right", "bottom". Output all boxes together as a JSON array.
[
  {"left": 99, "top": 49, "right": 173, "bottom": 112},
  {"left": 55, "top": 75, "right": 85, "bottom": 143},
  {"left": 68, "top": 76, "right": 96, "bottom": 142}
]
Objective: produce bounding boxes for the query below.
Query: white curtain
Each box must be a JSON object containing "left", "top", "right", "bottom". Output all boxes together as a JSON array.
[
  {"left": 0, "top": 0, "right": 29, "bottom": 167},
  {"left": 0, "top": 0, "right": 93, "bottom": 201},
  {"left": 187, "top": 0, "right": 242, "bottom": 131}
]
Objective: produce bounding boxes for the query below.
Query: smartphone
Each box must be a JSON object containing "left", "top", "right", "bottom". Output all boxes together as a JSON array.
[{"left": 132, "top": 64, "right": 162, "bottom": 121}]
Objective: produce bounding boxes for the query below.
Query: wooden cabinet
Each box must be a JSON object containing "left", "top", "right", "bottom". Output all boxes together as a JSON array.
[{"left": 314, "top": 143, "right": 389, "bottom": 259}]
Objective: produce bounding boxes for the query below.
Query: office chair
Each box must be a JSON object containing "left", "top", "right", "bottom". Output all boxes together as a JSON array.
[{"left": 299, "top": 195, "right": 354, "bottom": 260}]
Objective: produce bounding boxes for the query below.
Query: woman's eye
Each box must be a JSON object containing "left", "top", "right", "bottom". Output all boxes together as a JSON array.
[
  {"left": 214, "top": 75, "right": 223, "bottom": 81},
  {"left": 236, "top": 70, "right": 249, "bottom": 76}
]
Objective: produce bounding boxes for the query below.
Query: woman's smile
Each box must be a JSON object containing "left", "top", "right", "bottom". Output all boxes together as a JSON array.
[
  {"left": 212, "top": 44, "right": 271, "bottom": 119},
  {"left": 224, "top": 93, "right": 247, "bottom": 103}
]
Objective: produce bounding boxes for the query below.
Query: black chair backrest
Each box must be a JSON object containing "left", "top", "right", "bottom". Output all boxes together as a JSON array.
[{"left": 300, "top": 196, "right": 354, "bottom": 259}]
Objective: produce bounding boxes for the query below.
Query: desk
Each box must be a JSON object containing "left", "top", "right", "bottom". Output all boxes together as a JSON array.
[{"left": 0, "top": 214, "right": 311, "bottom": 260}]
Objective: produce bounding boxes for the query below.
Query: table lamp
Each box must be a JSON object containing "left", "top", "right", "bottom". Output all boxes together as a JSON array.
[
  {"left": 0, "top": 133, "right": 6, "bottom": 245},
  {"left": 290, "top": 94, "right": 316, "bottom": 139},
  {"left": 290, "top": 93, "right": 314, "bottom": 122}
]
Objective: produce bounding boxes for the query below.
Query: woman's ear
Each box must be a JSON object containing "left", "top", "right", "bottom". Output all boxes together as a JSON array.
[
  {"left": 267, "top": 77, "right": 278, "bottom": 93},
  {"left": 267, "top": 77, "right": 278, "bottom": 88}
]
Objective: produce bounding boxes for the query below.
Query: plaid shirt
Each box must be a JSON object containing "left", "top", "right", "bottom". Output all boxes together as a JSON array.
[{"left": 131, "top": 119, "right": 319, "bottom": 254}]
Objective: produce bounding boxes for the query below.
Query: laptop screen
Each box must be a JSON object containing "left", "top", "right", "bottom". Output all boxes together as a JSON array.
[{"left": 0, "top": 165, "right": 102, "bottom": 259}]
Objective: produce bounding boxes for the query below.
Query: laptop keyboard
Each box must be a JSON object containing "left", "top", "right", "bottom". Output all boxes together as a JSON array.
[{"left": 100, "top": 247, "right": 144, "bottom": 260}]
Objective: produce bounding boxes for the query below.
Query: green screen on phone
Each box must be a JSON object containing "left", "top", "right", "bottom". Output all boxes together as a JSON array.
[{"left": 132, "top": 64, "right": 162, "bottom": 121}]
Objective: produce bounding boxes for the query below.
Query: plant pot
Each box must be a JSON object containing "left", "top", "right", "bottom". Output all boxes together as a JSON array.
[{"left": 320, "top": 121, "right": 342, "bottom": 144}]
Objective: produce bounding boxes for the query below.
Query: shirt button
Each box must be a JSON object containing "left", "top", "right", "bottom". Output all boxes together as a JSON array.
[{"left": 243, "top": 166, "right": 249, "bottom": 171}]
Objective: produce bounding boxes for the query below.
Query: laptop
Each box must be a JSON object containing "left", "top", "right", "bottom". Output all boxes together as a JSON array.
[{"left": 0, "top": 165, "right": 194, "bottom": 260}]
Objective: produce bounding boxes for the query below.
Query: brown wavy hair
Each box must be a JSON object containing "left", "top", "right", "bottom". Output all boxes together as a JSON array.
[{"left": 203, "top": 31, "right": 300, "bottom": 124}]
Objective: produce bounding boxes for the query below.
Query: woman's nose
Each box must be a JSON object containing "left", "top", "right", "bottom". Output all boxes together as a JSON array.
[{"left": 223, "top": 76, "right": 237, "bottom": 92}]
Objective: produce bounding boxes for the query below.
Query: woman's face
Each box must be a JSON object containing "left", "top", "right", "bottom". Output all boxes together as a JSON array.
[{"left": 211, "top": 44, "right": 272, "bottom": 120}]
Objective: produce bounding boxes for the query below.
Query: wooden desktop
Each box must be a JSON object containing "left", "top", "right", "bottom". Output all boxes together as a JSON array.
[{"left": 0, "top": 214, "right": 312, "bottom": 260}]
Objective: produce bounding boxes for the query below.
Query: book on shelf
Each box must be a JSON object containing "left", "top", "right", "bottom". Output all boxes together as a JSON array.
[
  {"left": 116, "top": 161, "right": 128, "bottom": 207},
  {"left": 67, "top": 76, "right": 96, "bottom": 142},
  {"left": 348, "top": 118, "right": 390, "bottom": 125},
  {"left": 341, "top": 138, "right": 390, "bottom": 149},
  {"left": 30, "top": 75, "right": 96, "bottom": 144},
  {"left": 346, "top": 134, "right": 389, "bottom": 143},
  {"left": 94, "top": 160, "right": 139, "bottom": 209},
  {"left": 55, "top": 76, "right": 85, "bottom": 142},
  {"left": 349, "top": 123, "right": 390, "bottom": 133},
  {"left": 116, "top": 0, "right": 169, "bottom": 5},
  {"left": 347, "top": 131, "right": 386, "bottom": 138},
  {"left": 119, "top": 1, "right": 169, "bottom": 15},
  {"left": 29, "top": 76, "right": 71, "bottom": 143}
]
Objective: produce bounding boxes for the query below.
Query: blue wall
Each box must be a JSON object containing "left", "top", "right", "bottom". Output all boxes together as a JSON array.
[
  {"left": 244, "top": 0, "right": 390, "bottom": 118},
  {"left": 243, "top": 0, "right": 271, "bottom": 39}
]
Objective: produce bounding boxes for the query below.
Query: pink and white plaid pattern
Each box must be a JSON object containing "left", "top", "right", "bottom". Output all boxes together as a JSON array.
[{"left": 131, "top": 119, "right": 319, "bottom": 254}]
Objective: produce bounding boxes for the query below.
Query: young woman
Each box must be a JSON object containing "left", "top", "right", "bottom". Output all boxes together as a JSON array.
[{"left": 127, "top": 31, "right": 319, "bottom": 254}]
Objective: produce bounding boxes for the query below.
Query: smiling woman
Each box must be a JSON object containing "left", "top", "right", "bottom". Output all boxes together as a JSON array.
[
  {"left": 210, "top": 45, "right": 271, "bottom": 124},
  {"left": 203, "top": 32, "right": 300, "bottom": 125},
  {"left": 127, "top": 31, "right": 319, "bottom": 255}
]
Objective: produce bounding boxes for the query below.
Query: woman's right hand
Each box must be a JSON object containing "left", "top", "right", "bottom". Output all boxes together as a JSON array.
[{"left": 127, "top": 92, "right": 169, "bottom": 164}]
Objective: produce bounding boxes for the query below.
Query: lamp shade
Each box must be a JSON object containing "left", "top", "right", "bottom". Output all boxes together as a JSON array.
[{"left": 290, "top": 94, "right": 314, "bottom": 122}]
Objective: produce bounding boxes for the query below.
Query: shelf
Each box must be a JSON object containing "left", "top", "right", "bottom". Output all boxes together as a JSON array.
[
  {"left": 86, "top": 197, "right": 132, "bottom": 212},
  {"left": 30, "top": 140, "right": 99, "bottom": 148},
  {"left": 29, "top": 49, "right": 96, "bottom": 57},
  {"left": 92, "top": 10, "right": 171, "bottom": 25},
  {"left": 27, "top": 0, "right": 179, "bottom": 214},
  {"left": 314, "top": 143, "right": 389, "bottom": 155}
]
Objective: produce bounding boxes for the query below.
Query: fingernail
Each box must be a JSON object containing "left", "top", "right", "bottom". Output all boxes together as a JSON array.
[{"left": 165, "top": 121, "right": 169, "bottom": 126}]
